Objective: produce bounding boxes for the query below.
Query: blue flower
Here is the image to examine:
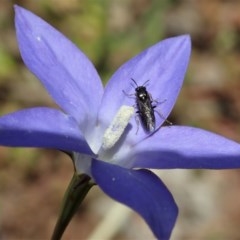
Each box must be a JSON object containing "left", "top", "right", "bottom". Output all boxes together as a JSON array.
[{"left": 1, "top": 5, "right": 240, "bottom": 240}]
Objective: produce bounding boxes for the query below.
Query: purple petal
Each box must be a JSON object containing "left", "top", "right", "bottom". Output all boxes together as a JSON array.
[
  {"left": 98, "top": 35, "right": 191, "bottom": 136},
  {"left": 131, "top": 126, "right": 240, "bottom": 169},
  {"left": 91, "top": 159, "right": 178, "bottom": 240},
  {"left": 0, "top": 107, "right": 93, "bottom": 155},
  {"left": 14, "top": 5, "right": 103, "bottom": 126}
]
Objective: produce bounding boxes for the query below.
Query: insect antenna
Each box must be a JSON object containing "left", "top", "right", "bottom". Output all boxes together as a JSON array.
[
  {"left": 142, "top": 79, "right": 150, "bottom": 87},
  {"left": 131, "top": 78, "right": 150, "bottom": 88},
  {"left": 130, "top": 78, "right": 138, "bottom": 88}
]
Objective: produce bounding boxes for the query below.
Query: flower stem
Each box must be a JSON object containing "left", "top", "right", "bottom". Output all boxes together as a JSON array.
[{"left": 51, "top": 172, "right": 94, "bottom": 240}]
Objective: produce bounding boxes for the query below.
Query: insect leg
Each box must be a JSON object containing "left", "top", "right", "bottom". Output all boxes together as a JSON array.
[
  {"left": 122, "top": 90, "right": 135, "bottom": 98},
  {"left": 152, "top": 98, "right": 167, "bottom": 106},
  {"left": 134, "top": 113, "right": 140, "bottom": 135},
  {"left": 155, "top": 109, "right": 172, "bottom": 126}
]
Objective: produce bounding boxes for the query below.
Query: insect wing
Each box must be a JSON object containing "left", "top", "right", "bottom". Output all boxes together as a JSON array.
[{"left": 137, "top": 95, "right": 155, "bottom": 132}]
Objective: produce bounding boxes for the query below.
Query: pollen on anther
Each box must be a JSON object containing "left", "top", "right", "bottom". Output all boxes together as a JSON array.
[{"left": 102, "top": 105, "right": 134, "bottom": 150}]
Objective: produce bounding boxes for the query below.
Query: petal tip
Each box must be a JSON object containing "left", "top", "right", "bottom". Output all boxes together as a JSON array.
[
  {"left": 176, "top": 34, "right": 191, "bottom": 47},
  {"left": 14, "top": 4, "right": 23, "bottom": 14}
]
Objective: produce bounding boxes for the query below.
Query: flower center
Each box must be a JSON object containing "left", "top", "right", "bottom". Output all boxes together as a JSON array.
[
  {"left": 74, "top": 105, "right": 134, "bottom": 175},
  {"left": 96, "top": 105, "right": 134, "bottom": 163}
]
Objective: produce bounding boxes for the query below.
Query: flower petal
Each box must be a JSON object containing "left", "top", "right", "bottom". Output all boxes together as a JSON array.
[
  {"left": 98, "top": 35, "right": 191, "bottom": 137},
  {"left": 14, "top": 5, "right": 103, "bottom": 127},
  {"left": 91, "top": 159, "right": 178, "bottom": 240},
  {"left": 0, "top": 107, "right": 93, "bottom": 155},
  {"left": 131, "top": 126, "right": 240, "bottom": 169}
]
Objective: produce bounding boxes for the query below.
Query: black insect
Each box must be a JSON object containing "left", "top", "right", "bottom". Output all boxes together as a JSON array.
[
  {"left": 131, "top": 78, "right": 156, "bottom": 133},
  {"left": 124, "top": 78, "right": 171, "bottom": 134}
]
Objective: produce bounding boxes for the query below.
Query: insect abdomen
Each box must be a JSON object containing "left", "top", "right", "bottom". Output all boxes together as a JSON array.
[{"left": 137, "top": 99, "right": 156, "bottom": 132}]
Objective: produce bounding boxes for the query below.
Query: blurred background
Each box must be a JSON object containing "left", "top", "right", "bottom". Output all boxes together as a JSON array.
[{"left": 0, "top": 0, "right": 240, "bottom": 239}]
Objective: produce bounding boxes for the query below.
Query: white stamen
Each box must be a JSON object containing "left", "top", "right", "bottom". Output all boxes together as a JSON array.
[{"left": 102, "top": 105, "right": 134, "bottom": 150}]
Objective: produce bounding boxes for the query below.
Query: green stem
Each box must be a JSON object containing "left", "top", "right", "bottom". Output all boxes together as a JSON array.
[{"left": 51, "top": 172, "right": 94, "bottom": 240}]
